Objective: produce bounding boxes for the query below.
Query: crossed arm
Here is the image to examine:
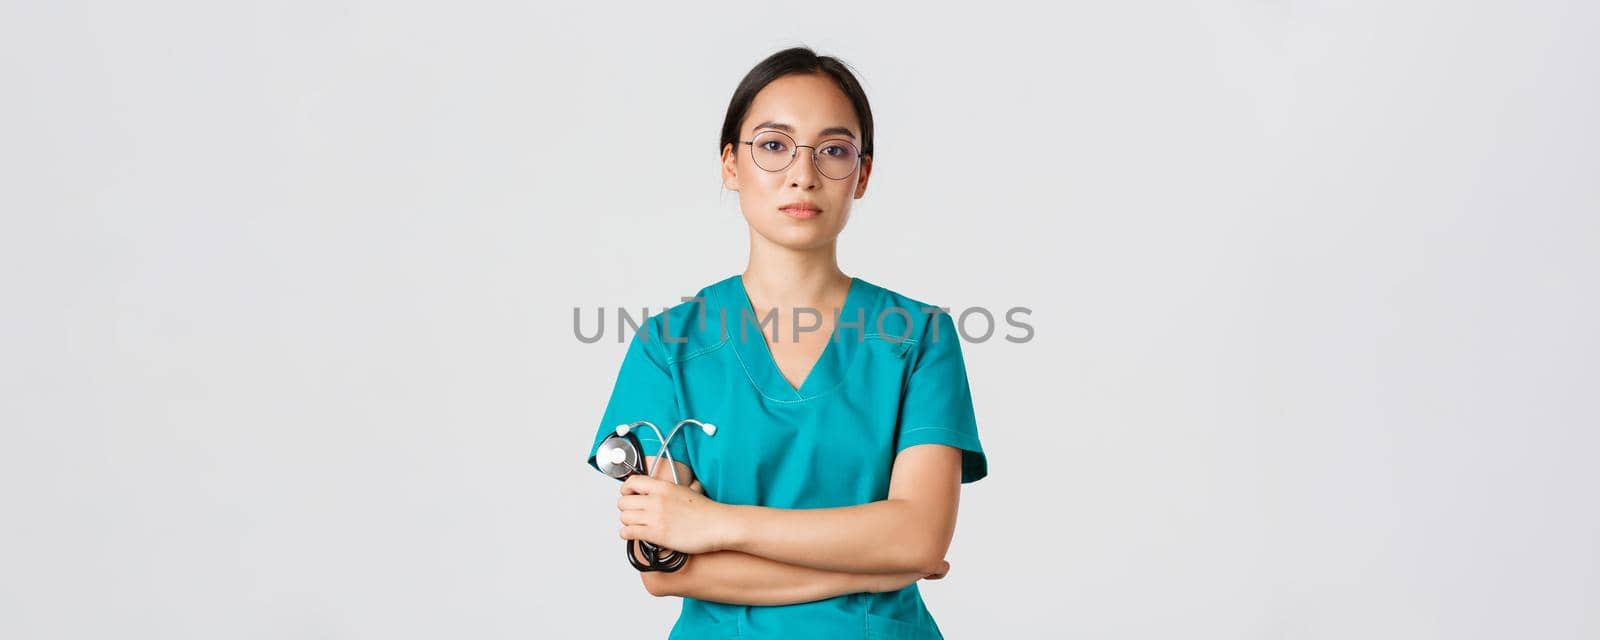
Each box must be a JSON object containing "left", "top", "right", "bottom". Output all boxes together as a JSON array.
[{"left": 617, "top": 444, "right": 964, "bottom": 606}]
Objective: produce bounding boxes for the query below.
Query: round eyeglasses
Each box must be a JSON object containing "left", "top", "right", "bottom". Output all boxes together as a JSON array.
[{"left": 739, "top": 130, "right": 863, "bottom": 181}]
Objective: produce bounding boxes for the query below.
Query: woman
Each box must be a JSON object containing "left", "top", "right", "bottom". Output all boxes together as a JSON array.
[{"left": 585, "top": 47, "right": 988, "bottom": 640}]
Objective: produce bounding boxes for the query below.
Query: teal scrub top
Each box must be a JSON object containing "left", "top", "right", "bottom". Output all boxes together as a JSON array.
[{"left": 586, "top": 274, "right": 988, "bottom": 640}]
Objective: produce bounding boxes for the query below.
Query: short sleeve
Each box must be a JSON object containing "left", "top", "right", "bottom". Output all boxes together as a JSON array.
[
  {"left": 585, "top": 316, "right": 692, "bottom": 476},
  {"left": 895, "top": 311, "right": 988, "bottom": 483}
]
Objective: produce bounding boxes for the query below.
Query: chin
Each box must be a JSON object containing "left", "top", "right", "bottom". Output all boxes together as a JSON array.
[{"left": 752, "top": 223, "right": 843, "bottom": 251}]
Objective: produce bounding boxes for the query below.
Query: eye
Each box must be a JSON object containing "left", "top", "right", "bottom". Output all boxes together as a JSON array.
[
  {"left": 820, "top": 143, "right": 850, "bottom": 157},
  {"left": 760, "top": 139, "right": 788, "bottom": 152}
]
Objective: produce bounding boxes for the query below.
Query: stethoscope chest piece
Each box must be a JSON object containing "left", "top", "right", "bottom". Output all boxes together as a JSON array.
[{"left": 596, "top": 432, "right": 645, "bottom": 480}]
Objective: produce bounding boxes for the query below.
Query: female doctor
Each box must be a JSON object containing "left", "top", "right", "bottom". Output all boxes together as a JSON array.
[{"left": 585, "top": 47, "right": 988, "bottom": 640}]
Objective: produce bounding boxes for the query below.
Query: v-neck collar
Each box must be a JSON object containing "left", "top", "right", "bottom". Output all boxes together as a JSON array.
[{"left": 716, "top": 273, "right": 872, "bottom": 403}]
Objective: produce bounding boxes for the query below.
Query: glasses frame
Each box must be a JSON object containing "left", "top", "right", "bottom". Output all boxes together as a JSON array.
[{"left": 739, "top": 130, "right": 864, "bottom": 181}]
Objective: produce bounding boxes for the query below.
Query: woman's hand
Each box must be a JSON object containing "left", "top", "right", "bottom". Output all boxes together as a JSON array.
[{"left": 618, "top": 474, "right": 731, "bottom": 554}]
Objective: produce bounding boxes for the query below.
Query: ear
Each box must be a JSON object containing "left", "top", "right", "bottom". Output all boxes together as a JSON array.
[
  {"left": 721, "top": 143, "right": 740, "bottom": 191},
  {"left": 853, "top": 154, "right": 873, "bottom": 199}
]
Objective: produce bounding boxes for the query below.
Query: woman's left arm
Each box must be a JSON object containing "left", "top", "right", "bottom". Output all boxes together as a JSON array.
[{"left": 620, "top": 443, "right": 962, "bottom": 575}]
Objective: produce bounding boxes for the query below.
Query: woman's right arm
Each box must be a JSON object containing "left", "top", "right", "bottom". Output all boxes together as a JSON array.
[{"left": 627, "top": 459, "right": 941, "bottom": 605}]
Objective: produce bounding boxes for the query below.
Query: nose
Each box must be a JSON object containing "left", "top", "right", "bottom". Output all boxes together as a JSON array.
[{"left": 785, "top": 147, "right": 821, "bottom": 190}]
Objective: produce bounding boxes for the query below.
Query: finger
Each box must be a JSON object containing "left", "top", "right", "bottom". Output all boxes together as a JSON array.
[
  {"left": 621, "top": 475, "right": 661, "bottom": 496},
  {"left": 617, "top": 495, "right": 650, "bottom": 511},
  {"left": 619, "top": 524, "right": 649, "bottom": 541},
  {"left": 687, "top": 480, "right": 704, "bottom": 494},
  {"left": 619, "top": 510, "right": 649, "bottom": 526}
]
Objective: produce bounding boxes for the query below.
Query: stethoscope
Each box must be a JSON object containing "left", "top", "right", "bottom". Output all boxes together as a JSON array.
[{"left": 593, "top": 418, "right": 717, "bottom": 572}]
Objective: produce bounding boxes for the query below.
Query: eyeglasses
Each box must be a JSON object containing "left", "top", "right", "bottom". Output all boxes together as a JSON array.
[{"left": 739, "top": 130, "right": 863, "bottom": 180}]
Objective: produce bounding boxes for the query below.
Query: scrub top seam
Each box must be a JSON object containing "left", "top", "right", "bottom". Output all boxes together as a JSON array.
[
  {"left": 664, "top": 338, "right": 726, "bottom": 366},
  {"left": 889, "top": 425, "right": 972, "bottom": 441},
  {"left": 897, "top": 426, "right": 972, "bottom": 435},
  {"left": 863, "top": 332, "right": 920, "bottom": 346}
]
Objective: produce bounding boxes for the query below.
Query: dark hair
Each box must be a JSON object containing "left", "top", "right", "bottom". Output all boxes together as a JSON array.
[{"left": 719, "top": 47, "right": 875, "bottom": 161}]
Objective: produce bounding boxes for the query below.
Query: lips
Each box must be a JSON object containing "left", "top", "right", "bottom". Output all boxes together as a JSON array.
[{"left": 779, "top": 201, "right": 822, "bottom": 219}]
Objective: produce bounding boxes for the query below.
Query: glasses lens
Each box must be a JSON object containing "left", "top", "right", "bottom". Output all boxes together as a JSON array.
[
  {"left": 814, "top": 139, "right": 860, "bottom": 180},
  {"left": 750, "top": 131, "right": 795, "bottom": 172}
]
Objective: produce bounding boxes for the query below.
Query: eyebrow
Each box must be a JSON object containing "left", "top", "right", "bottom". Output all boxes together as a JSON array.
[{"left": 751, "top": 121, "right": 857, "bottom": 140}]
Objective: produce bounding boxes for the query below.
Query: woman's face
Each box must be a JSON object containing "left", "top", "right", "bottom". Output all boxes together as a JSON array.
[{"left": 721, "top": 73, "right": 873, "bottom": 252}]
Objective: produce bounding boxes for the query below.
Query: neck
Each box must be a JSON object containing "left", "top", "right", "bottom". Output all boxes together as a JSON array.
[{"left": 742, "top": 229, "right": 850, "bottom": 308}]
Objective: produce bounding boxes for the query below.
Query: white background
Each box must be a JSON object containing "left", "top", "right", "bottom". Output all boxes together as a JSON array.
[{"left": 3, "top": 1, "right": 1596, "bottom": 638}]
